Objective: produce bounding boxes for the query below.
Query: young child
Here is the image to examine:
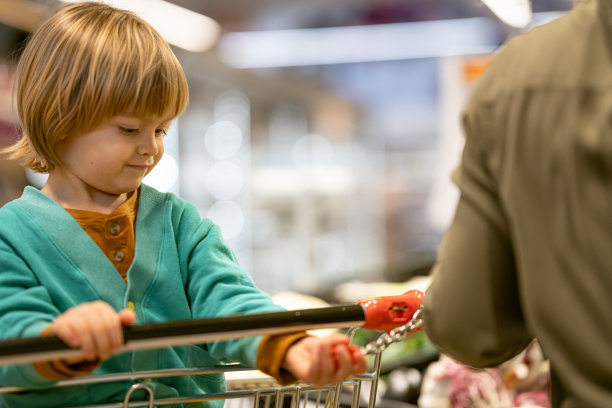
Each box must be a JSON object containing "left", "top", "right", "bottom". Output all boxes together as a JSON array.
[{"left": 0, "top": 2, "right": 366, "bottom": 407}]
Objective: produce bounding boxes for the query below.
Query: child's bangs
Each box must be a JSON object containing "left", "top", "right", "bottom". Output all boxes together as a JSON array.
[
  {"left": 109, "top": 56, "right": 188, "bottom": 122},
  {"left": 98, "top": 20, "right": 189, "bottom": 123}
]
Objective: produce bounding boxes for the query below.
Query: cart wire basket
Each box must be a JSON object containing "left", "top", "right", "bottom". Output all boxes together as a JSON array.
[{"left": 0, "top": 291, "right": 424, "bottom": 408}]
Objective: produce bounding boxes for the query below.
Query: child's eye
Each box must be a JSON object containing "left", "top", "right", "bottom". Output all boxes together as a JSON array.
[
  {"left": 120, "top": 127, "right": 140, "bottom": 135},
  {"left": 155, "top": 128, "right": 168, "bottom": 137}
]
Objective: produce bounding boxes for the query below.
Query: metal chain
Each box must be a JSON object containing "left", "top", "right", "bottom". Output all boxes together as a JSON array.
[{"left": 360, "top": 304, "right": 424, "bottom": 355}]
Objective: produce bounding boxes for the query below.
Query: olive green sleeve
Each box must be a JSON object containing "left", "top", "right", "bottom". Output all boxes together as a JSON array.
[{"left": 423, "top": 94, "right": 532, "bottom": 368}]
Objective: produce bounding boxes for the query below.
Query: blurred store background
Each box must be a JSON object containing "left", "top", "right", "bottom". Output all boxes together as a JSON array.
[
  {"left": 0, "top": 0, "right": 571, "bottom": 296},
  {"left": 0, "top": 0, "right": 571, "bottom": 406}
]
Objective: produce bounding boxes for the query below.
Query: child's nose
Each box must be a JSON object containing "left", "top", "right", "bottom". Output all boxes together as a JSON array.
[{"left": 137, "top": 131, "right": 159, "bottom": 156}]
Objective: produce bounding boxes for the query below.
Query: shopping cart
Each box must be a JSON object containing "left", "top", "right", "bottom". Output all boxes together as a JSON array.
[{"left": 0, "top": 290, "right": 424, "bottom": 408}]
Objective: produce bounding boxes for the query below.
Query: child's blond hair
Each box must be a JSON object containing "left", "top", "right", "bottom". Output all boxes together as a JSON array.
[{"left": 5, "top": 1, "right": 189, "bottom": 173}]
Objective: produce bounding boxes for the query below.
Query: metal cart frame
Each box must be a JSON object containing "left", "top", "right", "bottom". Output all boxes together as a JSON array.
[{"left": 0, "top": 292, "right": 424, "bottom": 408}]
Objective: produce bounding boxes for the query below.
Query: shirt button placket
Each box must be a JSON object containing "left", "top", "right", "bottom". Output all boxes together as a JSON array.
[
  {"left": 114, "top": 250, "right": 125, "bottom": 262},
  {"left": 109, "top": 223, "right": 121, "bottom": 236}
]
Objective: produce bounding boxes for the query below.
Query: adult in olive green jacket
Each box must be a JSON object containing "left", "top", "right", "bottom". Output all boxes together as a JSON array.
[{"left": 423, "top": 0, "right": 612, "bottom": 406}]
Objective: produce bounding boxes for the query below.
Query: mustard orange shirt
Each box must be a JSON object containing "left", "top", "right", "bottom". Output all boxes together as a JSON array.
[{"left": 65, "top": 190, "right": 139, "bottom": 281}]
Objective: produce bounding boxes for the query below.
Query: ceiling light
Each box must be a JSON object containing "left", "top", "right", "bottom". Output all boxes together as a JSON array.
[
  {"left": 60, "top": 0, "right": 220, "bottom": 52},
  {"left": 218, "top": 18, "right": 502, "bottom": 69},
  {"left": 481, "top": 0, "right": 532, "bottom": 28}
]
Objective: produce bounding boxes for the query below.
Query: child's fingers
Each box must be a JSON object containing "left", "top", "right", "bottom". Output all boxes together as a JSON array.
[
  {"left": 113, "top": 308, "right": 137, "bottom": 354},
  {"left": 348, "top": 345, "right": 368, "bottom": 373},
  {"left": 67, "top": 312, "right": 97, "bottom": 360},
  {"left": 118, "top": 308, "right": 137, "bottom": 326},
  {"left": 284, "top": 336, "right": 366, "bottom": 386},
  {"left": 53, "top": 301, "right": 127, "bottom": 360},
  {"left": 327, "top": 334, "right": 351, "bottom": 347},
  {"left": 315, "top": 340, "right": 332, "bottom": 382},
  {"left": 91, "top": 304, "right": 121, "bottom": 358},
  {"left": 53, "top": 315, "right": 81, "bottom": 348},
  {"left": 331, "top": 344, "right": 354, "bottom": 383}
]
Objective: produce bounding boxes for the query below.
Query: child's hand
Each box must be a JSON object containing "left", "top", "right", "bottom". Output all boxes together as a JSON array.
[
  {"left": 52, "top": 301, "right": 136, "bottom": 361},
  {"left": 282, "top": 334, "right": 367, "bottom": 386}
]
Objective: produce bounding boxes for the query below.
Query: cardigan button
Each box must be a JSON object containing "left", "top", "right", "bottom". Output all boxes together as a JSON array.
[
  {"left": 109, "top": 223, "right": 121, "bottom": 235},
  {"left": 127, "top": 301, "right": 135, "bottom": 310},
  {"left": 114, "top": 250, "right": 125, "bottom": 262}
]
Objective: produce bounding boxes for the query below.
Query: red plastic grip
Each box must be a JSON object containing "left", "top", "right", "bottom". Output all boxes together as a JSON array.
[{"left": 357, "top": 290, "right": 424, "bottom": 332}]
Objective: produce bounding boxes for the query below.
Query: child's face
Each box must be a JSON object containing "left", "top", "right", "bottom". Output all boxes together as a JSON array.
[{"left": 55, "top": 114, "right": 170, "bottom": 196}]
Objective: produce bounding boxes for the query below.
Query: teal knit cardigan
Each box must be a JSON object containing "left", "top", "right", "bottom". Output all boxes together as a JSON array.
[{"left": 0, "top": 184, "right": 284, "bottom": 407}]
